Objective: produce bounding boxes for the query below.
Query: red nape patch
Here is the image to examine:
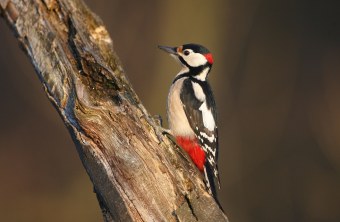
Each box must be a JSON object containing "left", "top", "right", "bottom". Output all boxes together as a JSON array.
[
  {"left": 204, "top": 53, "right": 214, "bottom": 64},
  {"left": 176, "top": 136, "right": 206, "bottom": 171}
]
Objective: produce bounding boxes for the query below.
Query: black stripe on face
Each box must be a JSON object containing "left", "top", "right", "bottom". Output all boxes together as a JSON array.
[
  {"left": 178, "top": 56, "right": 190, "bottom": 67},
  {"left": 178, "top": 56, "right": 211, "bottom": 76}
]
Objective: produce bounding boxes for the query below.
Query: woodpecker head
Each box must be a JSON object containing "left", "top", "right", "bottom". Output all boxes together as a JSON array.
[{"left": 158, "top": 43, "right": 214, "bottom": 80}]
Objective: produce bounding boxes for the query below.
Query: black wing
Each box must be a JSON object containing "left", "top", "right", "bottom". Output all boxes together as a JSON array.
[{"left": 180, "top": 78, "right": 220, "bottom": 198}]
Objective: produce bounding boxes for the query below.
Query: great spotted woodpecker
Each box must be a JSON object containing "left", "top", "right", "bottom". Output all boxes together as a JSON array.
[{"left": 158, "top": 43, "right": 220, "bottom": 199}]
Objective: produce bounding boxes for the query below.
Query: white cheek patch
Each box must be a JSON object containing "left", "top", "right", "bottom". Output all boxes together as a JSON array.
[
  {"left": 199, "top": 102, "right": 215, "bottom": 131},
  {"left": 184, "top": 53, "right": 207, "bottom": 67}
]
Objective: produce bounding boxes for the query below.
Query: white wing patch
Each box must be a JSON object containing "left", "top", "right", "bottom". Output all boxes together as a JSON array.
[
  {"left": 192, "top": 81, "right": 215, "bottom": 131},
  {"left": 199, "top": 102, "right": 215, "bottom": 131},
  {"left": 192, "top": 82, "right": 206, "bottom": 101}
]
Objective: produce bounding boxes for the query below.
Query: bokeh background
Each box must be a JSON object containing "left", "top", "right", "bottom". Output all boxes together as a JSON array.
[{"left": 1, "top": 0, "right": 340, "bottom": 221}]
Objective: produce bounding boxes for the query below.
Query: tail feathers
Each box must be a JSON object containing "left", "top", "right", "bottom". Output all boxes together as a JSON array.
[
  {"left": 215, "top": 164, "right": 221, "bottom": 189},
  {"left": 204, "top": 165, "right": 224, "bottom": 210},
  {"left": 203, "top": 165, "right": 219, "bottom": 199}
]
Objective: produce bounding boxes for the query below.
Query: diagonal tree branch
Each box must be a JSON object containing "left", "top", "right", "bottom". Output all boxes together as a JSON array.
[{"left": 0, "top": 0, "right": 228, "bottom": 221}]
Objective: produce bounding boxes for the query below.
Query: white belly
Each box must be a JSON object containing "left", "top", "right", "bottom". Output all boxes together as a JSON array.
[{"left": 167, "top": 78, "right": 195, "bottom": 137}]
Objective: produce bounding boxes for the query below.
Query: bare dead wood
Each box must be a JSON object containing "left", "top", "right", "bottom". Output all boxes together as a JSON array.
[{"left": 0, "top": 0, "right": 228, "bottom": 221}]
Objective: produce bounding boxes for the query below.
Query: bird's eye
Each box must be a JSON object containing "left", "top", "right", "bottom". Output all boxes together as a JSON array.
[{"left": 183, "top": 50, "right": 190, "bottom": 56}]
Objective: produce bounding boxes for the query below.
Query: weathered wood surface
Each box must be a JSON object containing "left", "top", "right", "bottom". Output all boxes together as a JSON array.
[{"left": 0, "top": 0, "right": 228, "bottom": 221}]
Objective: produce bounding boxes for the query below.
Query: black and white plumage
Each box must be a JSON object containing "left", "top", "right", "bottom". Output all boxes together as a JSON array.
[
  {"left": 181, "top": 77, "right": 220, "bottom": 195},
  {"left": 158, "top": 43, "right": 220, "bottom": 199}
]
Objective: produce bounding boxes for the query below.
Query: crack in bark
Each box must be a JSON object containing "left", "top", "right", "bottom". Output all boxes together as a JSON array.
[
  {"left": 184, "top": 195, "right": 198, "bottom": 221},
  {"left": 172, "top": 211, "right": 180, "bottom": 222},
  {"left": 67, "top": 16, "right": 84, "bottom": 76},
  {"left": 67, "top": 16, "right": 123, "bottom": 106}
]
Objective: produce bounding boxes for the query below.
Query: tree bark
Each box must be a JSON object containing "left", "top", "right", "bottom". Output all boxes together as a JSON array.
[{"left": 0, "top": 0, "right": 228, "bottom": 221}]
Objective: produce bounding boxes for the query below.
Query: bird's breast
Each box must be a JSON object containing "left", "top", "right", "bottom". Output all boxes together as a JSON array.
[{"left": 167, "top": 78, "right": 195, "bottom": 137}]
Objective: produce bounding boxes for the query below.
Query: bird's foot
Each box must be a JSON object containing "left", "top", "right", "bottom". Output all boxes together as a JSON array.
[{"left": 153, "top": 115, "right": 173, "bottom": 143}]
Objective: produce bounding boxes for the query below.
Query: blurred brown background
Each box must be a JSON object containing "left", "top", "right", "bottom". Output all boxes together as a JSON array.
[{"left": 1, "top": 0, "right": 340, "bottom": 221}]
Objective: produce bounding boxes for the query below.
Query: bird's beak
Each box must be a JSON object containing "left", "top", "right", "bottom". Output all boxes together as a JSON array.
[{"left": 158, "top": 45, "right": 178, "bottom": 55}]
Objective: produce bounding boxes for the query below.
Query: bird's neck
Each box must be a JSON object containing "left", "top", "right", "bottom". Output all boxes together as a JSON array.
[{"left": 173, "top": 65, "right": 211, "bottom": 83}]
